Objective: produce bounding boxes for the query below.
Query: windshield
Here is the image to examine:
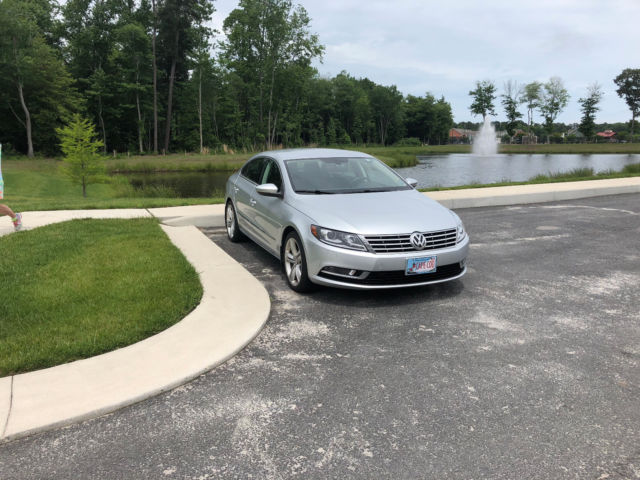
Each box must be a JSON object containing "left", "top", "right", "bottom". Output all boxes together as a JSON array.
[{"left": 284, "top": 156, "right": 411, "bottom": 194}]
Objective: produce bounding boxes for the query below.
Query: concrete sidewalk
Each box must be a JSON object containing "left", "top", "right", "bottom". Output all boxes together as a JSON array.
[
  {"left": 0, "top": 177, "right": 638, "bottom": 443},
  {"left": 0, "top": 209, "right": 270, "bottom": 442}
]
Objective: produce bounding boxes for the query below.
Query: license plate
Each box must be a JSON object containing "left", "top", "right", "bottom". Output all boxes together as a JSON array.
[{"left": 406, "top": 256, "right": 437, "bottom": 275}]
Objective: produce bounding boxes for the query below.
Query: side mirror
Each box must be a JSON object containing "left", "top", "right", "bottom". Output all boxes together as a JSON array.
[
  {"left": 406, "top": 178, "right": 418, "bottom": 188},
  {"left": 256, "top": 183, "right": 281, "bottom": 197}
]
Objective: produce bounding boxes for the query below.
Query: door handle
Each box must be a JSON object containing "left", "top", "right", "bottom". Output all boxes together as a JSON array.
[
  {"left": 249, "top": 198, "right": 257, "bottom": 206},
  {"left": 233, "top": 186, "right": 239, "bottom": 193}
]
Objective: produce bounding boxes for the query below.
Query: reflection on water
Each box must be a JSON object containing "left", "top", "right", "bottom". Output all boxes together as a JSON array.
[
  {"left": 118, "top": 153, "right": 639, "bottom": 196},
  {"left": 395, "top": 154, "right": 640, "bottom": 188},
  {"left": 125, "top": 171, "right": 232, "bottom": 197}
]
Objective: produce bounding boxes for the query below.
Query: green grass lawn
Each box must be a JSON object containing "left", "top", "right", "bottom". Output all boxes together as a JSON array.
[{"left": 0, "top": 218, "right": 203, "bottom": 376}]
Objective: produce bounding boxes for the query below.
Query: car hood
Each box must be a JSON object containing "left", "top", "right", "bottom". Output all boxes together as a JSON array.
[{"left": 287, "top": 189, "right": 457, "bottom": 235}]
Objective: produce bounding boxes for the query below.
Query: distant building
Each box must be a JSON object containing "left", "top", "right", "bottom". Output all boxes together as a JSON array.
[
  {"left": 596, "top": 129, "right": 616, "bottom": 141},
  {"left": 449, "top": 127, "right": 508, "bottom": 144},
  {"left": 566, "top": 126, "right": 585, "bottom": 139},
  {"left": 449, "top": 128, "right": 476, "bottom": 143}
]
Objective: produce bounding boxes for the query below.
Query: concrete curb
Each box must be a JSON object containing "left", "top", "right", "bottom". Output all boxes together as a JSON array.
[
  {"left": 0, "top": 177, "right": 637, "bottom": 442},
  {"left": 0, "top": 215, "right": 270, "bottom": 443},
  {"left": 424, "top": 177, "right": 640, "bottom": 209}
]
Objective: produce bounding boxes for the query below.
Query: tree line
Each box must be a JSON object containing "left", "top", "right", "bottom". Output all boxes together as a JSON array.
[
  {"left": 468, "top": 69, "right": 640, "bottom": 142},
  {"left": 0, "top": 0, "right": 453, "bottom": 157}
]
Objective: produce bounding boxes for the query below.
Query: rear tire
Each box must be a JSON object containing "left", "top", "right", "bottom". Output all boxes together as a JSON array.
[
  {"left": 282, "top": 231, "right": 314, "bottom": 293},
  {"left": 225, "top": 202, "right": 245, "bottom": 242}
]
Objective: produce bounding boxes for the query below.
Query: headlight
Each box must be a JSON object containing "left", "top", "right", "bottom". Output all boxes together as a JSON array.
[
  {"left": 311, "top": 225, "right": 367, "bottom": 251},
  {"left": 451, "top": 212, "right": 466, "bottom": 243}
]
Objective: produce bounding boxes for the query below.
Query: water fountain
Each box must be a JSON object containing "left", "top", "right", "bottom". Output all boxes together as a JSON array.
[{"left": 472, "top": 117, "right": 498, "bottom": 155}]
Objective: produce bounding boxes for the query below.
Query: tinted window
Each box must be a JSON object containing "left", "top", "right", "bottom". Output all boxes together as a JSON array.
[
  {"left": 261, "top": 159, "right": 283, "bottom": 190},
  {"left": 241, "top": 158, "right": 266, "bottom": 184}
]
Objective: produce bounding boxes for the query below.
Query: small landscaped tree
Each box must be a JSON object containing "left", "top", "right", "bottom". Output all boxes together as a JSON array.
[
  {"left": 57, "top": 114, "right": 106, "bottom": 197},
  {"left": 501, "top": 80, "right": 523, "bottom": 138},
  {"left": 538, "top": 77, "right": 570, "bottom": 143},
  {"left": 520, "top": 81, "right": 542, "bottom": 139},
  {"left": 469, "top": 80, "right": 497, "bottom": 120},
  {"left": 578, "top": 83, "right": 603, "bottom": 140}
]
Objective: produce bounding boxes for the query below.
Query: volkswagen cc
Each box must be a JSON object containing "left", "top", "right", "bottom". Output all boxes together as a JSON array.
[{"left": 225, "top": 148, "right": 468, "bottom": 292}]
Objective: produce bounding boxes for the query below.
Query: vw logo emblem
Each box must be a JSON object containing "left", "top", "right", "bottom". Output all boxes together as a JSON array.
[{"left": 410, "top": 232, "right": 427, "bottom": 250}]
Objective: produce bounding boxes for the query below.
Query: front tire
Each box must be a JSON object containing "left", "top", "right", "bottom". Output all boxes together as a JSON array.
[
  {"left": 225, "top": 202, "right": 245, "bottom": 242},
  {"left": 282, "top": 231, "right": 314, "bottom": 292}
]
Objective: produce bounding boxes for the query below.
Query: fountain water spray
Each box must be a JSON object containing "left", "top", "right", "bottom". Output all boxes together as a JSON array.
[{"left": 472, "top": 117, "right": 498, "bottom": 155}]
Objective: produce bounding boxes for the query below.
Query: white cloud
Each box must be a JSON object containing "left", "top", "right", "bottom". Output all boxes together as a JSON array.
[{"left": 211, "top": 0, "right": 640, "bottom": 123}]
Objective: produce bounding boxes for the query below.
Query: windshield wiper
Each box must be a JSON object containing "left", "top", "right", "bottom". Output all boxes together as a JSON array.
[
  {"left": 345, "top": 188, "right": 390, "bottom": 194},
  {"left": 295, "top": 189, "right": 335, "bottom": 194}
]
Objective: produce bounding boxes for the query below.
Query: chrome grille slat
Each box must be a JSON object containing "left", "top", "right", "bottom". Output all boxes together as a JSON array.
[{"left": 364, "top": 229, "right": 457, "bottom": 253}]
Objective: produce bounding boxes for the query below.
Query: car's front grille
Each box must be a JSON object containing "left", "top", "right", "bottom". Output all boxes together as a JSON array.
[{"left": 364, "top": 228, "right": 457, "bottom": 253}]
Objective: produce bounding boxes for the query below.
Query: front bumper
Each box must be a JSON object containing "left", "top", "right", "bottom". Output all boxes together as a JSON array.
[{"left": 304, "top": 233, "right": 470, "bottom": 290}]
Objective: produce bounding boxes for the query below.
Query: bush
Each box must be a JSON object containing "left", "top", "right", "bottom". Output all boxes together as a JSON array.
[
  {"left": 550, "top": 133, "right": 564, "bottom": 144},
  {"left": 622, "top": 163, "right": 640, "bottom": 174}
]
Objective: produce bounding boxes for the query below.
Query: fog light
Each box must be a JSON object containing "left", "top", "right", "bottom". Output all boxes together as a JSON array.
[{"left": 321, "top": 266, "right": 364, "bottom": 278}]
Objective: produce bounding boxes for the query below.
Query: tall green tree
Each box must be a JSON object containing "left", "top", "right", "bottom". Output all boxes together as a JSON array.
[
  {"left": 432, "top": 97, "right": 453, "bottom": 145},
  {"left": 404, "top": 93, "right": 453, "bottom": 145},
  {"left": 614, "top": 68, "right": 640, "bottom": 139},
  {"left": 370, "top": 84, "right": 404, "bottom": 145},
  {"left": 520, "top": 81, "right": 542, "bottom": 139},
  {"left": 578, "top": 83, "right": 603, "bottom": 140},
  {"left": 468, "top": 80, "right": 496, "bottom": 120},
  {"left": 157, "top": 0, "right": 214, "bottom": 153},
  {"left": 221, "top": 0, "right": 323, "bottom": 148},
  {"left": 111, "top": 21, "right": 153, "bottom": 153},
  {"left": 538, "top": 77, "right": 569, "bottom": 143},
  {"left": 0, "top": 0, "right": 80, "bottom": 157},
  {"left": 57, "top": 114, "right": 105, "bottom": 197},
  {"left": 151, "top": 0, "right": 159, "bottom": 152},
  {"left": 501, "top": 80, "right": 522, "bottom": 138}
]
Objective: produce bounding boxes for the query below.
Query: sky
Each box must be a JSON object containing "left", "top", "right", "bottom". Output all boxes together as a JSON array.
[{"left": 210, "top": 0, "right": 640, "bottom": 125}]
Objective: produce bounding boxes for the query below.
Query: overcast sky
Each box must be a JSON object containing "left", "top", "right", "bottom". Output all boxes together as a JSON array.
[{"left": 210, "top": 0, "right": 640, "bottom": 124}]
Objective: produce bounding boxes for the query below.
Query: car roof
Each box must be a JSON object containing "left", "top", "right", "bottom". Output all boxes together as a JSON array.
[{"left": 251, "top": 148, "right": 374, "bottom": 162}]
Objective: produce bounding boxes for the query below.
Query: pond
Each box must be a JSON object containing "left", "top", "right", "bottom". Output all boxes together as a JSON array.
[
  {"left": 118, "top": 154, "right": 639, "bottom": 197},
  {"left": 123, "top": 171, "right": 232, "bottom": 198},
  {"left": 395, "top": 153, "right": 640, "bottom": 188}
]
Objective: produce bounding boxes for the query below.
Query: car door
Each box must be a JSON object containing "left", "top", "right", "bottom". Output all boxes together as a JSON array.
[
  {"left": 234, "top": 157, "right": 266, "bottom": 239},
  {"left": 252, "top": 158, "right": 287, "bottom": 253}
]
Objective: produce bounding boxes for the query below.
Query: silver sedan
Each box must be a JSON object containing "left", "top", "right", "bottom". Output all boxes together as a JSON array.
[{"left": 225, "top": 148, "right": 469, "bottom": 292}]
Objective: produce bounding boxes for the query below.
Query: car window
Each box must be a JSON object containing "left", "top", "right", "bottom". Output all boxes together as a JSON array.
[
  {"left": 240, "top": 157, "right": 266, "bottom": 184},
  {"left": 284, "top": 157, "right": 410, "bottom": 194},
  {"left": 261, "top": 159, "right": 283, "bottom": 190}
]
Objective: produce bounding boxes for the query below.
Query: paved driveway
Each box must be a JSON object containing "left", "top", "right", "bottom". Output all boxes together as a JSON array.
[{"left": 0, "top": 194, "right": 638, "bottom": 479}]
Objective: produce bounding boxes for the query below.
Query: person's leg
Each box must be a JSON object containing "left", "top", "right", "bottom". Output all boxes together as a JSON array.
[
  {"left": 0, "top": 204, "right": 21, "bottom": 230},
  {"left": 0, "top": 204, "right": 15, "bottom": 218}
]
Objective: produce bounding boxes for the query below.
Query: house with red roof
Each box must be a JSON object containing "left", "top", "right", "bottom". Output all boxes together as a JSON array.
[{"left": 596, "top": 129, "right": 616, "bottom": 141}]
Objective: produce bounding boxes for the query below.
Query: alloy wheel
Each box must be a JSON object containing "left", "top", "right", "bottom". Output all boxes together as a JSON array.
[
  {"left": 284, "top": 237, "right": 303, "bottom": 287},
  {"left": 226, "top": 203, "right": 235, "bottom": 238}
]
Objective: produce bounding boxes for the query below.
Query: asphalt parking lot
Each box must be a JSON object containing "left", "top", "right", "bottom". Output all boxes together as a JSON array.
[{"left": 0, "top": 194, "right": 638, "bottom": 479}]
